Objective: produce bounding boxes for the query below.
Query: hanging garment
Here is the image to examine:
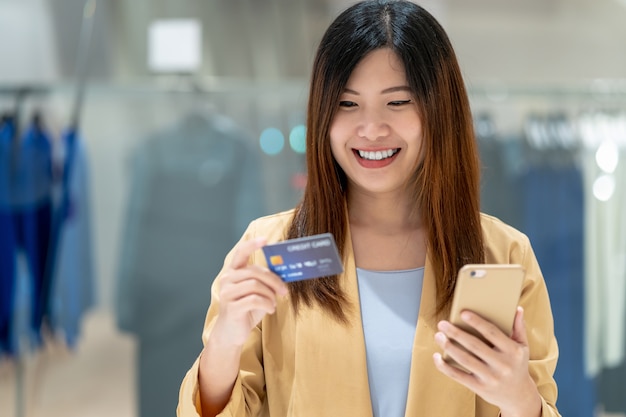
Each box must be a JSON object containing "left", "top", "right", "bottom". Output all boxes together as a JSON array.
[
  {"left": 582, "top": 151, "right": 626, "bottom": 376},
  {"left": 517, "top": 153, "right": 595, "bottom": 417},
  {"left": 477, "top": 133, "right": 525, "bottom": 230},
  {"left": 46, "top": 127, "right": 95, "bottom": 348},
  {"left": 3, "top": 119, "right": 54, "bottom": 353},
  {"left": 579, "top": 114, "right": 626, "bottom": 413},
  {"left": 0, "top": 116, "right": 17, "bottom": 356},
  {"left": 580, "top": 115, "right": 626, "bottom": 375},
  {"left": 115, "top": 112, "right": 266, "bottom": 417}
]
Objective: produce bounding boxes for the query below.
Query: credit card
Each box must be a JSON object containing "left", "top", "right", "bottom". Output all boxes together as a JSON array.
[{"left": 261, "top": 233, "right": 344, "bottom": 282}]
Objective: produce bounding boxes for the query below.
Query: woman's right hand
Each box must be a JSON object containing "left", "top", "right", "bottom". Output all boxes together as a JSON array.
[{"left": 211, "top": 237, "right": 289, "bottom": 347}]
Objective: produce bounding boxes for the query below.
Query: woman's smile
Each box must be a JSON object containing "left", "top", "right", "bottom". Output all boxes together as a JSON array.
[{"left": 353, "top": 148, "right": 401, "bottom": 168}]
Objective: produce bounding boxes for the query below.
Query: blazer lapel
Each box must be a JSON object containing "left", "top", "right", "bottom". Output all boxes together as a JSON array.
[
  {"left": 290, "top": 226, "right": 373, "bottom": 416},
  {"left": 404, "top": 255, "right": 476, "bottom": 416}
]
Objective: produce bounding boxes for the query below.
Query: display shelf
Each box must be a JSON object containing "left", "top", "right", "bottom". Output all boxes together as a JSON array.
[{"left": 2, "top": 78, "right": 626, "bottom": 99}]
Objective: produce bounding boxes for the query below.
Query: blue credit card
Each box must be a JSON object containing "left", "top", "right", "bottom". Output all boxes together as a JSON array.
[{"left": 261, "top": 233, "right": 344, "bottom": 282}]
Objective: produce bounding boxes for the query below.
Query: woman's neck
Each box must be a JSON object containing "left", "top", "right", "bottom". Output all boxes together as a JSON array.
[
  {"left": 347, "top": 189, "right": 421, "bottom": 232},
  {"left": 347, "top": 190, "right": 426, "bottom": 270}
]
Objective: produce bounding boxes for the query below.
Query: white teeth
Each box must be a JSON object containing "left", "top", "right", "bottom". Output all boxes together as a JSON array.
[{"left": 358, "top": 149, "right": 398, "bottom": 160}]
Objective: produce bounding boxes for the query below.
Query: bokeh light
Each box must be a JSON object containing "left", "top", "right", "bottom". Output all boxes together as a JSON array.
[
  {"left": 595, "top": 140, "right": 619, "bottom": 174},
  {"left": 289, "top": 124, "right": 306, "bottom": 154},
  {"left": 259, "top": 127, "right": 285, "bottom": 155},
  {"left": 592, "top": 174, "right": 615, "bottom": 202}
]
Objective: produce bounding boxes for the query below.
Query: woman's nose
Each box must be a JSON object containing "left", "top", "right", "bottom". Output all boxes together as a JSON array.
[{"left": 356, "top": 108, "right": 390, "bottom": 140}]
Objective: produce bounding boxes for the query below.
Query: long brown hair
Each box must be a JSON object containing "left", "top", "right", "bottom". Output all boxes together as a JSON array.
[{"left": 287, "top": 0, "right": 484, "bottom": 322}]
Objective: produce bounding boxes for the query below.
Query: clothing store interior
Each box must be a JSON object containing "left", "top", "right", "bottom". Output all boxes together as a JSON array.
[{"left": 1, "top": 0, "right": 625, "bottom": 416}]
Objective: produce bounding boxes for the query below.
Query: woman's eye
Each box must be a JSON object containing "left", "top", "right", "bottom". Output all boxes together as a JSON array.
[
  {"left": 389, "top": 99, "right": 412, "bottom": 106},
  {"left": 339, "top": 101, "right": 357, "bottom": 108}
]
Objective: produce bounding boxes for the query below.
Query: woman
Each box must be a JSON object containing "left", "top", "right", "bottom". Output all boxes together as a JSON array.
[{"left": 178, "top": 1, "right": 560, "bottom": 416}]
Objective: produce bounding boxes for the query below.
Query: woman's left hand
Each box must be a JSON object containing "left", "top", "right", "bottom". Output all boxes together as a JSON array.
[{"left": 433, "top": 306, "right": 542, "bottom": 417}]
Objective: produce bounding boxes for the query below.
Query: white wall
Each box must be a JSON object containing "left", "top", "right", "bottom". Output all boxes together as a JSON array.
[
  {"left": 446, "top": 0, "right": 626, "bottom": 84},
  {"left": 0, "top": 0, "right": 60, "bottom": 84}
]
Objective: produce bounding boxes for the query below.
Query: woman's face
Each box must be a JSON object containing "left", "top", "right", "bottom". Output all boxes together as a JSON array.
[{"left": 330, "top": 48, "right": 423, "bottom": 197}]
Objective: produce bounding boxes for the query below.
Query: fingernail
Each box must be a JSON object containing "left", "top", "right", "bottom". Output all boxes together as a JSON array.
[{"left": 437, "top": 321, "right": 451, "bottom": 331}]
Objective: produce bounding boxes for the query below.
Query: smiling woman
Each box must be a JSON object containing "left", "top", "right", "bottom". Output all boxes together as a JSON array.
[{"left": 177, "top": 1, "right": 561, "bottom": 417}]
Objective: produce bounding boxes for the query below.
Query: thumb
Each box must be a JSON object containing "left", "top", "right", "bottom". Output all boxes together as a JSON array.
[
  {"left": 230, "top": 236, "right": 267, "bottom": 269},
  {"left": 511, "top": 306, "right": 529, "bottom": 345}
]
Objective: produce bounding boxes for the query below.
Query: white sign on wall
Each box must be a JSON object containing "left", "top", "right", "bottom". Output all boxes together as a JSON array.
[{"left": 148, "top": 19, "right": 202, "bottom": 73}]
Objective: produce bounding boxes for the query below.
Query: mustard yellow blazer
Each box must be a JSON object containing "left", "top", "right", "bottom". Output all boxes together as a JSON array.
[{"left": 178, "top": 210, "right": 561, "bottom": 417}]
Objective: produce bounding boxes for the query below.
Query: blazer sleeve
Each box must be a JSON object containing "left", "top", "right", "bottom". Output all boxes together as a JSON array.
[
  {"left": 177, "top": 221, "right": 267, "bottom": 417},
  {"left": 518, "top": 234, "right": 561, "bottom": 417}
]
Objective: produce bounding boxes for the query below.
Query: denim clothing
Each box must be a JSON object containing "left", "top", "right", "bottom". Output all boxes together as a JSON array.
[
  {"left": 47, "top": 128, "right": 95, "bottom": 348},
  {"left": 518, "top": 159, "right": 595, "bottom": 417},
  {"left": 0, "top": 120, "right": 94, "bottom": 357},
  {"left": 0, "top": 117, "right": 17, "bottom": 355}
]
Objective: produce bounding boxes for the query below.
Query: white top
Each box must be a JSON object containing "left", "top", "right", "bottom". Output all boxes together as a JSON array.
[{"left": 357, "top": 267, "right": 425, "bottom": 417}]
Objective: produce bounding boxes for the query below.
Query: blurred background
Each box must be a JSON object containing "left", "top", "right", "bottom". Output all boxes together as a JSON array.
[{"left": 0, "top": 0, "right": 625, "bottom": 416}]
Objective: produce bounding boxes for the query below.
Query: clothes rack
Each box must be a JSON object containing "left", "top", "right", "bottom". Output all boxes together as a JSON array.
[{"left": 0, "top": 2, "right": 97, "bottom": 417}]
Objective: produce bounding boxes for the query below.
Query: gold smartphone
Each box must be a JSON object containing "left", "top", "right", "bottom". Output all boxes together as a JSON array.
[{"left": 442, "top": 264, "right": 525, "bottom": 372}]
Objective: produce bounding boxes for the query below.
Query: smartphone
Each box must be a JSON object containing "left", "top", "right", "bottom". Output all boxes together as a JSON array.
[{"left": 442, "top": 264, "right": 525, "bottom": 372}]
